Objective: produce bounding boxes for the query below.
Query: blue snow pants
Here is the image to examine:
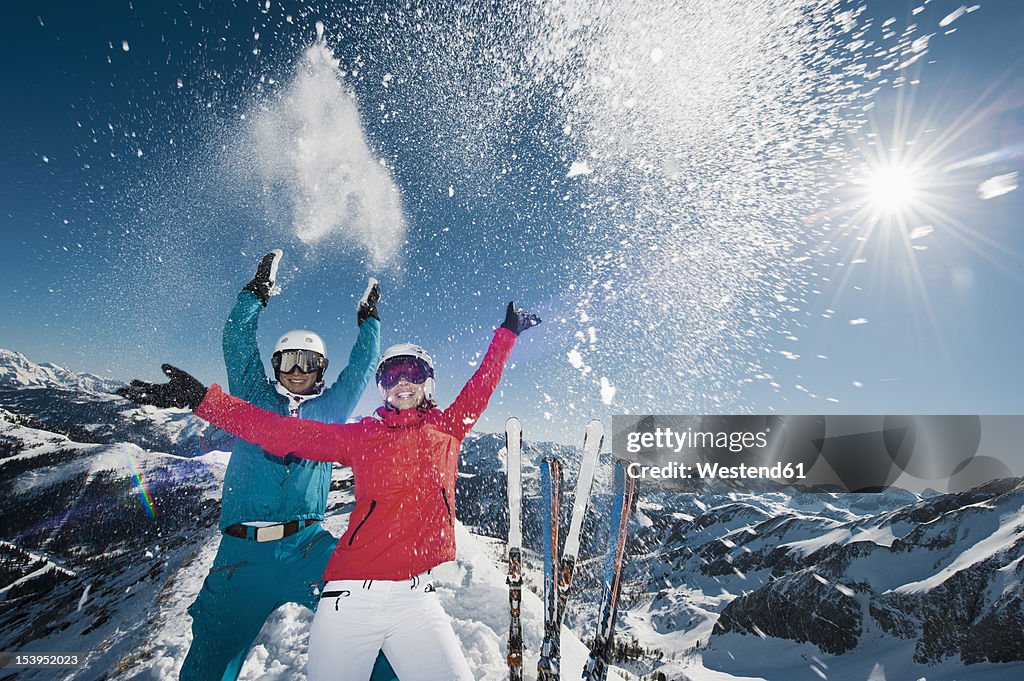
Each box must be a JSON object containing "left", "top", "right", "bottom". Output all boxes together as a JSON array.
[{"left": 179, "top": 522, "right": 397, "bottom": 681}]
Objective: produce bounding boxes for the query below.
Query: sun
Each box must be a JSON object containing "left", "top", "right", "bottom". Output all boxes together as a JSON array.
[{"left": 863, "top": 163, "right": 920, "bottom": 214}]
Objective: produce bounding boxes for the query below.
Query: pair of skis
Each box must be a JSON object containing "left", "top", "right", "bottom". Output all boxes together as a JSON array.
[
  {"left": 506, "top": 418, "right": 601, "bottom": 681},
  {"left": 581, "top": 462, "right": 640, "bottom": 681},
  {"left": 506, "top": 418, "right": 637, "bottom": 681}
]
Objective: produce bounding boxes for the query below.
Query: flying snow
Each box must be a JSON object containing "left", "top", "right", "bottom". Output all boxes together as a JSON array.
[
  {"left": 978, "top": 172, "right": 1018, "bottom": 200},
  {"left": 236, "top": 39, "right": 406, "bottom": 265},
  {"left": 567, "top": 160, "right": 593, "bottom": 178},
  {"left": 510, "top": 0, "right": 969, "bottom": 413},
  {"left": 940, "top": 6, "right": 969, "bottom": 28},
  {"left": 909, "top": 225, "right": 934, "bottom": 240}
]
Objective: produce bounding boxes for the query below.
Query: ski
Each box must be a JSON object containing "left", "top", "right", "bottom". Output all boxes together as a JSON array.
[
  {"left": 582, "top": 460, "right": 640, "bottom": 681},
  {"left": 505, "top": 417, "right": 524, "bottom": 681},
  {"left": 537, "top": 420, "right": 604, "bottom": 679},
  {"left": 537, "top": 455, "right": 563, "bottom": 681},
  {"left": 559, "top": 419, "right": 604, "bottom": 621}
]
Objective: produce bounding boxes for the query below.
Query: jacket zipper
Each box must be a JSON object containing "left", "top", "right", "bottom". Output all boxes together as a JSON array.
[
  {"left": 348, "top": 500, "right": 377, "bottom": 546},
  {"left": 440, "top": 487, "right": 453, "bottom": 525}
]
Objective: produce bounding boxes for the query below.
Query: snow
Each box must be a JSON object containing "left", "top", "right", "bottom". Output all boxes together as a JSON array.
[
  {"left": 849, "top": 524, "right": 897, "bottom": 548},
  {"left": 190, "top": 449, "right": 231, "bottom": 467},
  {"left": 0, "top": 348, "right": 122, "bottom": 392},
  {"left": 599, "top": 377, "right": 616, "bottom": 405},
  {"left": 909, "top": 225, "right": 933, "bottom": 239},
  {"left": 0, "top": 562, "right": 70, "bottom": 599},
  {"left": 978, "top": 172, "right": 1018, "bottom": 199},
  {"left": 109, "top": 521, "right": 599, "bottom": 680},
  {"left": 567, "top": 160, "right": 593, "bottom": 178},
  {"left": 782, "top": 527, "right": 850, "bottom": 558},
  {"left": 233, "top": 40, "right": 405, "bottom": 265},
  {"left": 693, "top": 631, "right": 1024, "bottom": 681},
  {"left": 4, "top": 383, "right": 1024, "bottom": 680},
  {"left": 77, "top": 584, "right": 91, "bottom": 611},
  {"left": 939, "top": 6, "right": 968, "bottom": 27},
  {"left": 896, "top": 506, "right": 1024, "bottom": 594}
]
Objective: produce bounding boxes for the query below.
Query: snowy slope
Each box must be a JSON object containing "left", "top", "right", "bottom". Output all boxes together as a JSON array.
[
  {"left": 1, "top": 349, "right": 1022, "bottom": 680},
  {"left": 0, "top": 409, "right": 598, "bottom": 680},
  {"left": 0, "top": 347, "right": 232, "bottom": 456}
]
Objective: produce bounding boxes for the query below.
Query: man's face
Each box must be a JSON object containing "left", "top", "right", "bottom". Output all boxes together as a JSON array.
[{"left": 277, "top": 367, "right": 320, "bottom": 395}]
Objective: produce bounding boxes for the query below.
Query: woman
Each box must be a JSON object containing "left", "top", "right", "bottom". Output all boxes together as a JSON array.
[{"left": 119, "top": 301, "right": 540, "bottom": 681}]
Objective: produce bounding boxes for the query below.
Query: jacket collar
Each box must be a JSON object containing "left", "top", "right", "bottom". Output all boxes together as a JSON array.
[
  {"left": 375, "top": 405, "right": 429, "bottom": 428},
  {"left": 275, "top": 382, "right": 323, "bottom": 416}
]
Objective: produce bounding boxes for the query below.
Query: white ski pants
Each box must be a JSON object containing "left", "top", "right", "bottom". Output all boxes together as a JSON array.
[{"left": 307, "top": 573, "right": 474, "bottom": 681}]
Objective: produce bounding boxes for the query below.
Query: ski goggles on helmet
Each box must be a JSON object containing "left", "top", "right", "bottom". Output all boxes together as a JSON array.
[
  {"left": 273, "top": 349, "right": 327, "bottom": 374},
  {"left": 375, "top": 356, "right": 434, "bottom": 390}
]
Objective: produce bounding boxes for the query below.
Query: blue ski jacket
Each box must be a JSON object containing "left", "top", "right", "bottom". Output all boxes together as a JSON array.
[{"left": 217, "top": 289, "right": 380, "bottom": 530}]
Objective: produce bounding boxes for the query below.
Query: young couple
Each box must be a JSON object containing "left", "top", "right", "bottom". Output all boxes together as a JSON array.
[{"left": 118, "top": 250, "right": 540, "bottom": 681}]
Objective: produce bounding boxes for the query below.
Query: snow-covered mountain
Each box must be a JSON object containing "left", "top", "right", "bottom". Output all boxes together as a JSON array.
[
  {"left": 1, "top": 347, "right": 1022, "bottom": 680},
  {"left": 0, "top": 348, "right": 231, "bottom": 456},
  {"left": 456, "top": 429, "right": 1024, "bottom": 679},
  {"left": 624, "top": 483, "right": 1024, "bottom": 680},
  {"left": 0, "top": 349, "right": 123, "bottom": 393},
  {"left": 0, "top": 401, "right": 601, "bottom": 681}
]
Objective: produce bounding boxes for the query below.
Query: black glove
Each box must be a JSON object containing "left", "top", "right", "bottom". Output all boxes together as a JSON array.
[
  {"left": 242, "top": 249, "right": 283, "bottom": 307},
  {"left": 116, "top": 364, "right": 208, "bottom": 411},
  {"left": 500, "top": 301, "right": 542, "bottom": 335},
  {"left": 357, "top": 277, "right": 381, "bottom": 324}
]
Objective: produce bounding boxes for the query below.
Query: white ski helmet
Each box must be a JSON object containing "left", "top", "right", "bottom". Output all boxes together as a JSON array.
[
  {"left": 272, "top": 330, "right": 328, "bottom": 379},
  {"left": 376, "top": 343, "right": 435, "bottom": 403}
]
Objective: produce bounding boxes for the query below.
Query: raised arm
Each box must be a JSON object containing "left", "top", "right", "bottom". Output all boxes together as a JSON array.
[
  {"left": 317, "top": 279, "right": 382, "bottom": 423},
  {"left": 442, "top": 302, "right": 541, "bottom": 440},
  {"left": 222, "top": 250, "right": 282, "bottom": 399},
  {"left": 196, "top": 385, "right": 360, "bottom": 463}
]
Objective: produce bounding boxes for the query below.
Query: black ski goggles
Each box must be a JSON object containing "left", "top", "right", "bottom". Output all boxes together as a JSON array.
[
  {"left": 273, "top": 349, "right": 327, "bottom": 375},
  {"left": 375, "top": 356, "right": 433, "bottom": 390}
]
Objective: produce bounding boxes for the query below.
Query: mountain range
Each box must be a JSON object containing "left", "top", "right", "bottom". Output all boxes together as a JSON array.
[{"left": 0, "top": 347, "right": 1021, "bottom": 680}]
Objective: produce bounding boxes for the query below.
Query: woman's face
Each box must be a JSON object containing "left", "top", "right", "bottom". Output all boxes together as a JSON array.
[{"left": 384, "top": 377, "right": 426, "bottom": 410}]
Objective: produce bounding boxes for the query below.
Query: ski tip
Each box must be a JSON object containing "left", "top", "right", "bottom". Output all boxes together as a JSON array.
[
  {"left": 584, "top": 419, "right": 606, "bottom": 454},
  {"left": 505, "top": 416, "right": 522, "bottom": 431}
]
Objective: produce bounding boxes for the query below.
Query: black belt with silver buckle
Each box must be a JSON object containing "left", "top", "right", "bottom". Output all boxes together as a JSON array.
[{"left": 224, "top": 519, "right": 318, "bottom": 542}]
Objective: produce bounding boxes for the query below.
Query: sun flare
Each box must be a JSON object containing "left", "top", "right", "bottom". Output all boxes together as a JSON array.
[{"left": 864, "top": 164, "right": 919, "bottom": 213}]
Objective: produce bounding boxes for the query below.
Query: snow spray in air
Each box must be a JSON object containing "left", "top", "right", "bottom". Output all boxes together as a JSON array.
[{"left": 244, "top": 21, "right": 405, "bottom": 266}]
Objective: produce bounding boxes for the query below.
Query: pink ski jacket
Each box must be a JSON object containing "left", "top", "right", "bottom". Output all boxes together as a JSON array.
[{"left": 196, "top": 328, "right": 517, "bottom": 580}]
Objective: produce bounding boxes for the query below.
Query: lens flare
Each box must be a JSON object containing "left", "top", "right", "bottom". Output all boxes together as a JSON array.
[{"left": 122, "top": 449, "right": 158, "bottom": 519}]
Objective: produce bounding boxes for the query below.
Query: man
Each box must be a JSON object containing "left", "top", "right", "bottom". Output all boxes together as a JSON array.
[{"left": 178, "top": 250, "right": 395, "bottom": 681}]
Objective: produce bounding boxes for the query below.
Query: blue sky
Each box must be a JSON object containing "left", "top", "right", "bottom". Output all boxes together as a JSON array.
[{"left": 1, "top": 0, "right": 1022, "bottom": 443}]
